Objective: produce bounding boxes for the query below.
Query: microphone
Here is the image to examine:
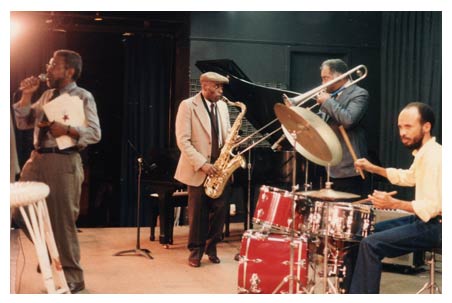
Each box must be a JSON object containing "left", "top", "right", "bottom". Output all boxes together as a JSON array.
[
  {"left": 271, "top": 134, "right": 286, "bottom": 151},
  {"left": 37, "top": 73, "right": 48, "bottom": 82},
  {"left": 18, "top": 73, "right": 48, "bottom": 91}
]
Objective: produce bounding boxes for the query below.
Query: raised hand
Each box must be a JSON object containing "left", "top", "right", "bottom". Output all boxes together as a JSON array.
[{"left": 19, "top": 76, "right": 41, "bottom": 95}]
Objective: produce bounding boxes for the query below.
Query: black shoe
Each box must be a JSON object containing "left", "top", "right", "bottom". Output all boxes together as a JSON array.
[
  {"left": 234, "top": 253, "right": 240, "bottom": 261},
  {"left": 188, "top": 258, "right": 201, "bottom": 267},
  {"left": 208, "top": 255, "right": 221, "bottom": 264},
  {"left": 68, "top": 281, "right": 85, "bottom": 294}
]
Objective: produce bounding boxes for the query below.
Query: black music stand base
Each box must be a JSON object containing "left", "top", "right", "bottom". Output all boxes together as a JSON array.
[
  {"left": 113, "top": 157, "right": 153, "bottom": 260},
  {"left": 113, "top": 247, "right": 153, "bottom": 260}
]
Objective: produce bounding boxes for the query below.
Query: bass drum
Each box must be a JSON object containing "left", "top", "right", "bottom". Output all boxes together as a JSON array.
[{"left": 237, "top": 230, "right": 309, "bottom": 294}]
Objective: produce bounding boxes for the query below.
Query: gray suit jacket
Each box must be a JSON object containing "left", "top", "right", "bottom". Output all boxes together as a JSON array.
[
  {"left": 174, "top": 92, "right": 231, "bottom": 186},
  {"left": 320, "top": 84, "right": 369, "bottom": 178}
]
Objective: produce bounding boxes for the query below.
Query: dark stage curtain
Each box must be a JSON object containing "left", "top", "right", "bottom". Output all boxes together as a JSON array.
[
  {"left": 119, "top": 34, "right": 175, "bottom": 226},
  {"left": 380, "top": 12, "right": 441, "bottom": 168},
  {"left": 379, "top": 12, "right": 441, "bottom": 198}
]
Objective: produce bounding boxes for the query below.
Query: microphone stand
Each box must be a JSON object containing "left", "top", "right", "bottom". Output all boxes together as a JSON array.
[
  {"left": 246, "top": 144, "right": 253, "bottom": 230},
  {"left": 113, "top": 157, "right": 153, "bottom": 259},
  {"left": 235, "top": 142, "right": 253, "bottom": 262}
]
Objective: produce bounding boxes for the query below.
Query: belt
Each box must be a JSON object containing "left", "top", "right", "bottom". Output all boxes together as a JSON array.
[{"left": 36, "top": 147, "right": 79, "bottom": 155}]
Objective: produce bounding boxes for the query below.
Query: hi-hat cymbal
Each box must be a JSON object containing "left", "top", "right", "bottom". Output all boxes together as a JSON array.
[
  {"left": 298, "top": 188, "right": 361, "bottom": 200},
  {"left": 274, "top": 103, "right": 342, "bottom": 166}
]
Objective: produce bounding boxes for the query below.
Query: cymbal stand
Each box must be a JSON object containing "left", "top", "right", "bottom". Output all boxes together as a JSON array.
[
  {"left": 114, "top": 157, "right": 153, "bottom": 259},
  {"left": 273, "top": 130, "right": 307, "bottom": 294},
  {"left": 320, "top": 164, "right": 339, "bottom": 293},
  {"left": 303, "top": 158, "right": 312, "bottom": 192}
]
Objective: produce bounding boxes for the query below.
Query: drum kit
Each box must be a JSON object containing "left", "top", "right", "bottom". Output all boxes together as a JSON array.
[{"left": 237, "top": 66, "right": 375, "bottom": 294}]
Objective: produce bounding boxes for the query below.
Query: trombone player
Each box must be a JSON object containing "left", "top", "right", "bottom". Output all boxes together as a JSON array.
[
  {"left": 316, "top": 58, "right": 369, "bottom": 196},
  {"left": 315, "top": 59, "right": 369, "bottom": 293}
]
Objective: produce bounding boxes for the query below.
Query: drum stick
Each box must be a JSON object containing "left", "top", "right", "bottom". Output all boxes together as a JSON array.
[
  {"left": 351, "top": 198, "right": 371, "bottom": 205},
  {"left": 338, "top": 125, "right": 365, "bottom": 180},
  {"left": 352, "top": 190, "right": 398, "bottom": 205}
]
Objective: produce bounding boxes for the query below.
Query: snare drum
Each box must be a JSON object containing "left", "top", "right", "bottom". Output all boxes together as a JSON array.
[
  {"left": 237, "top": 230, "right": 309, "bottom": 294},
  {"left": 306, "top": 201, "right": 374, "bottom": 241},
  {"left": 253, "top": 185, "right": 307, "bottom": 234}
]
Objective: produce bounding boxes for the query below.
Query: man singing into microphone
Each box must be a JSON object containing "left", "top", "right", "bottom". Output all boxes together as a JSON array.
[{"left": 12, "top": 49, "right": 101, "bottom": 293}]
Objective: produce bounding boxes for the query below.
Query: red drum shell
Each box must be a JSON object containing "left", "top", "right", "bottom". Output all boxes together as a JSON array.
[
  {"left": 237, "top": 230, "right": 309, "bottom": 294},
  {"left": 253, "top": 185, "right": 305, "bottom": 234}
]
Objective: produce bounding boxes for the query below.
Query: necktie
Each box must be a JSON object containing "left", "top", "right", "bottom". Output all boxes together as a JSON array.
[
  {"left": 210, "top": 103, "right": 220, "bottom": 162},
  {"left": 37, "top": 89, "right": 60, "bottom": 148}
]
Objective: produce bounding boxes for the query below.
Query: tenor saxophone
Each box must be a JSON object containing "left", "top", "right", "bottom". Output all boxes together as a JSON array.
[{"left": 204, "top": 97, "right": 247, "bottom": 199}]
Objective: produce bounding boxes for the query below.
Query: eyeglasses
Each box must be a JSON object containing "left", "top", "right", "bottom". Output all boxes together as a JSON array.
[{"left": 46, "top": 60, "right": 66, "bottom": 70}]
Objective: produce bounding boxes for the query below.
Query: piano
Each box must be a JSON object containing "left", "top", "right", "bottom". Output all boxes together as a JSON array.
[
  {"left": 142, "top": 149, "right": 186, "bottom": 245},
  {"left": 144, "top": 59, "right": 326, "bottom": 245}
]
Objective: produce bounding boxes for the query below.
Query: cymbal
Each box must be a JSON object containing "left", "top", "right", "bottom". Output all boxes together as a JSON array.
[
  {"left": 274, "top": 103, "right": 342, "bottom": 166},
  {"left": 298, "top": 188, "right": 361, "bottom": 200}
]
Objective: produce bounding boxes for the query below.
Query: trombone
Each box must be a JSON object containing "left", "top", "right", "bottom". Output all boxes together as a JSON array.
[{"left": 230, "top": 64, "right": 368, "bottom": 156}]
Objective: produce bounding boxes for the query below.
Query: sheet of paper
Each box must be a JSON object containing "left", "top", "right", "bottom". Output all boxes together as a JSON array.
[{"left": 43, "top": 93, "right": 86, "bottom": 149}]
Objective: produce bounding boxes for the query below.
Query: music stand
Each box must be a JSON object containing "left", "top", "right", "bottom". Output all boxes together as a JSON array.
[{"left": 113, "top": 157, "right": 153, "bottom": 259}]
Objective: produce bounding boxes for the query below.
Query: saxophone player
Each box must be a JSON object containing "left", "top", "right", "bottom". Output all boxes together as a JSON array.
[{"left": 174, "top": 72, "right": 232, "bottom": 268}]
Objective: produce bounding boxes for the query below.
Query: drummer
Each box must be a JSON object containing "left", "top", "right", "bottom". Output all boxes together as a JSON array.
[
  {"left": 349, "top": 102, "right": 442, "bottom": 293},
  {"left": 316, "top": 59, "right": 369, "bottom": 196}
]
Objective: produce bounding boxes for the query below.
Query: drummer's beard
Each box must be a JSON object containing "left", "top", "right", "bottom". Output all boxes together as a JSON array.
[{"left": 401, "top": 130, "right": 424, "bottom": 151}]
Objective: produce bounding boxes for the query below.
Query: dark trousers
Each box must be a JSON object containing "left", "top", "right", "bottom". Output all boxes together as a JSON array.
[
  {"left": 349, "top": 215, "right": 442, "bottom": 293},
  {"left": 187, "top": 184, "right": 231, "bottom": 260}
]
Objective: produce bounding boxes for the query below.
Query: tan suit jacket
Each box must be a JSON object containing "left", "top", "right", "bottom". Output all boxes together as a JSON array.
[{"left": 174, "top": 92, "right": 231, "bottom": 186}]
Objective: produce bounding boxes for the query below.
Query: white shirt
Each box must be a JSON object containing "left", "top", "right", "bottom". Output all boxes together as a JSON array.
[{"left": 386, "top": 137, "right": 442, "bottom": 222}]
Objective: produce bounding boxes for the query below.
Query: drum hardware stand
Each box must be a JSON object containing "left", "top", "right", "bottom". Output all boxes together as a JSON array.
[
  {"left": 308, "top": 164, "right": 340, "bottom": 294},
  {"left": 303, "top": 158, "right": 312, "bottom": 192},
  {"left": 113, "top": 157, "right": 153, "bottom": 260},
  {"left": 318, "top": 203, "right": 340, "bottom": 293},
  {"left": 272, "top": 130, "right": 309, "bottom": 294}
]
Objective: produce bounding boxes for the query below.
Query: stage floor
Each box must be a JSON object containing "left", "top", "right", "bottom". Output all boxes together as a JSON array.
[{"left": 10, "top": 223, "right": 441, "bottom": 294}]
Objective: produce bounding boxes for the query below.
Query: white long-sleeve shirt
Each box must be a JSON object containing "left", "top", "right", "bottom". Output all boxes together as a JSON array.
[{"left": 386, "top": 137, "right": 442, "bottom": 222}]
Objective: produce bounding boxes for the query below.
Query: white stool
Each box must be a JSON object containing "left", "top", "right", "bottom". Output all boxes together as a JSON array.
[{"left": 10, "top": 182, "right": 70, "bottom": 294}]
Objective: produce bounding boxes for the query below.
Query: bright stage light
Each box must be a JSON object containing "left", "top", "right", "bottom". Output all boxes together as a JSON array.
[{"left": 10, "top": 18, "right": 22, "bottom": 40}]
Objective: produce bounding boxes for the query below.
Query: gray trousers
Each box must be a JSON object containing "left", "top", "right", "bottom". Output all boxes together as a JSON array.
[{"left": 13, "top": 151, "right": 84, "bottom": 283}]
